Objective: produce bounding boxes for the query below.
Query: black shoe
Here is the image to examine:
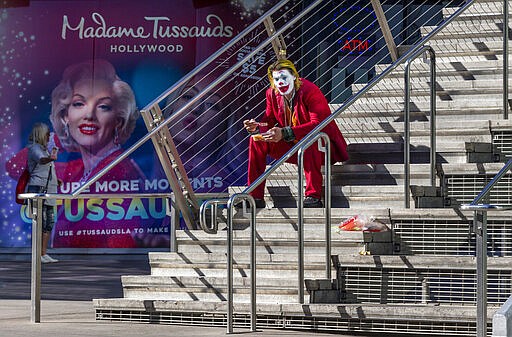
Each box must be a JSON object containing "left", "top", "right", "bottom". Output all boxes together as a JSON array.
[
  {"left": 303, "top": 196, "right": 323, "bottom": 208},
  {"left": 235, "top": 199, "right": 266, "bottom": 209},
  {"left": 254, "top": 199, "right": 266, "bottom": 208}
]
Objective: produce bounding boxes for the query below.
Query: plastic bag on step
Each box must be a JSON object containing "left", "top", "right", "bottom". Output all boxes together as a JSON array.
[{"left": 337, "top": 214, "right": 389, "bottom": 232}]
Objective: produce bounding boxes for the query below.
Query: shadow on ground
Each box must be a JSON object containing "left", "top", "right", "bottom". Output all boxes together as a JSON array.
[{"left": 0, "top": 259, "right": 150, "bottom": 301}]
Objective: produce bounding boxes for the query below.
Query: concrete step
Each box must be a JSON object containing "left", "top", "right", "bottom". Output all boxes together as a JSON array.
[
  {"left": 375, "top": 58, "right": 510, "bottom": 76},
  {"left": 93, "top": 297, "right": 495, "bottom": 318},
  {"left": 336, "top": 254, "right": 512, "bottom": 269},
  {"left": 148, "top": 259, "right": 329, "bottom": 279},
  {"left": 173, "top": 208, "right": 512, "bottom": 256},
  {"left": 267, "top": 169, "right": 439, "bottom": 190},
  {"left": 334, "top": 120, "right": 501, "bottom": 145},
  {"left": 172, "top": 230, "right": 388, "bottom": 255},
  {"left": 122, "top": 274, "right": 298, "bottom": 289},
  {"left": 274, "top": 162, "right": 438, "bottom": 178},
  {"left": 343, "top": 129, "right": 490, "bottom": 145},
  {"left": 332, "top": 97, "right": 505, "bottom": 121},
  {"left": 421, "top": 19, "right": 506, "bottom": 39},
  {"left": 444, "top": 1, "right": 509, "bottom": 19},
  {"left": 121, "top": 275, "right": 303, "bottom": 303},
  {"left": 230, "top": 185, "right": 411, "bottom": 208},
  {"left": 175, "top": 208, "right": 392, "bottom": 255},
  {"left": 338, "top": 119, "right": 492, "bottom": 136},
  {"left": 344, "top": 139, "right": 489, "bottom": 156},
  {"left": 271, "top": 159, "right": 503, "bottom": 189},
  {"left": 358, "top": 84, "right": 509, "bottom": 99},
  {"left": 387, "top": 206, "right": 509, "bottom": 219},
  {"left": 269, "top": 140, "right": 473, "bottom": 165},
  {"left": 171, "top": 226, "right": 343, "bottom": 242},
  {"left": 193, "top": 206, "right": 509, "bottom": 230},
  {"left": 173, "top": 238, "right": 366, "bottom": 256},
  {"left": 149, "top": 251, "right": 332, "bottom": 264},
  {"left": 439, "top": 161, "right": 508, "bottom": 174},
  {"left": 195, "top": 207, "right": 392, "bottom": 225},
  {"left": 414, "top": 38, "right": 507, "bottom": 57},
  {"left": 352, "top": 77, "right": 512, "bottom": 95},
  {"left": 93, "top": 298, "right": 497, "bottom": 336}
]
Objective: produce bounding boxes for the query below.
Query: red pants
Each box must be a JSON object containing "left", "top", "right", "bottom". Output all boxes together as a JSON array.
[{"left": 247, "top": 137, "right": 325, "bottom": 200}]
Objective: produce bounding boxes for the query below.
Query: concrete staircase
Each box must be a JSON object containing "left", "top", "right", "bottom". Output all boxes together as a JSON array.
[{"left": 94, "top": 1, "right": 512, "bottom": 335}]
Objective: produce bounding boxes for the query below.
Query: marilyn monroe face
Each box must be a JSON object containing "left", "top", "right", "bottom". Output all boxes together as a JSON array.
[{"left": 64, "top": 78, "right": 121, "bottom": 155}]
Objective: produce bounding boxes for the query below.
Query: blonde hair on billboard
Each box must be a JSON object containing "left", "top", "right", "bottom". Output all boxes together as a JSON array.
[{"left": 49, "top": 59, "right": 138, "bottom": 152}]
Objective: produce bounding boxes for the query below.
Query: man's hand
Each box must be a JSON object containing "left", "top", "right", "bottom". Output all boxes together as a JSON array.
[
  {"left": 243, "top": 119, "right": 259, "bottom": 133},
  {"left": 262, "top": 127, "right": 283, "bottom": 142}
]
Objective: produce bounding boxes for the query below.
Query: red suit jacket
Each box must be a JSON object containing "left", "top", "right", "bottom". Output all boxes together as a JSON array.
[{"left": 261, "top": 78, "right": 349, "bottom": 163}]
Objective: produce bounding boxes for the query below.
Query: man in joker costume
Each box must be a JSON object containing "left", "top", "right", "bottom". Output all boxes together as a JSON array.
[{"left": 244, "top": 59, "right": 349, "bottom": 208}]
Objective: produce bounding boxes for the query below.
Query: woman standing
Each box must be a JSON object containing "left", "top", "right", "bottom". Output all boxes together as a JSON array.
[{"left": 26, "top": 122, "right": 59, "bottom": 263}]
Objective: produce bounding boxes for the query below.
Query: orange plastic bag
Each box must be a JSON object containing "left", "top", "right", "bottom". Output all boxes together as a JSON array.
[{"left": 338, "top": 214, "right": 389, "bottom": 232}]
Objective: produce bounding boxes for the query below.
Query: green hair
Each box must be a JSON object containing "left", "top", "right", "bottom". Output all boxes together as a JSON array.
[{"left": 267, "top": 59, "right": 302, "bottom": 91}]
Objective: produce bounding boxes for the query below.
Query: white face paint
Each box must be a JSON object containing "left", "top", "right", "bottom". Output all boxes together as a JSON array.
[{"left": 272, "top": 69, "right": 296, "bottom": 96}]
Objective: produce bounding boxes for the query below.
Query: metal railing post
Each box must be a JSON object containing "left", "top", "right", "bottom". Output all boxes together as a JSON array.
[
  {"left": 404, "top": 46, "right": 437, "bottom": 208},
  {"left": 20, "top": 192, "right": 182, "bottom": 322},
  {"left": 225, "top": 194, "right": 256, "bottom": 334},
  {"left": 504, "top": 0, "right": 509, "bottom": 119},
  {"left": 404, "top": 63, "right": 411, "bottom": 209},
  {"left": 226, "top": 198, "right": 234, "bottom": 334},
  {"left": 474, "top": 210, "right": 488, "bottom": 337},
  {"left": 166, "top": 195, "right": 178, "bottom": 252},
  {"left": 297, "top": 133, "right": 331, "bottom": 303},
  {"left": 297, "top": 158, "right": 305, "bottom": 303},
  {"left": 429, "top": 51, "right": 437, "bottom": 187},
  {"left": 30, "top": 198, "right": 42, "bottom": 323}
]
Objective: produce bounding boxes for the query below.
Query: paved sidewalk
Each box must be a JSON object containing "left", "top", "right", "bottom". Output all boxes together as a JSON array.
[{"left": 0, "top": 257, "right": 414, "bottom": 337}]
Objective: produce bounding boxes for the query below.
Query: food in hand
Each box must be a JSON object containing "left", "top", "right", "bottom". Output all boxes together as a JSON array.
[{"left": 252, "top": 131, "right": 271, "bottom": 141}]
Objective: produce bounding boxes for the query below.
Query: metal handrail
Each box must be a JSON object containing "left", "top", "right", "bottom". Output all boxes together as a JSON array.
[
  {"left": 197, "top": 0, "right": 475, "bottom": 310},
  {"left": 404, "top": 45, "right": 436, "bottom": 208},
  {"left": 297, "top": 133, "right": 331, "bottom": 303},
  {"left": 238, "top": 0, "right": 475, "bottom": 204},
  {"left": 199, "top": 199, "right": 222, "bottom": 234},
  {"left": 469, "top": 159, "right": 512, "bottom": 206},
  {"left": 226, "top": 194, "right": 257, "bottom": 334},
  {"left": 197, "top": 195, "right": 257, "bottom": 334},
  {"left": 19, "top": 191, "right": 177, "bottom": 323},
  {"left": 456, "top": 3, "right": 511, "bottom": 334},
  {"left": 226, "top": 194, "right": 256, "bottom": 334},
  {"left": 460, "top": 159, "right": 512, "bottom": 337},
  {"left": 72, "top": 0, "right": 322, "bottom": 197}
]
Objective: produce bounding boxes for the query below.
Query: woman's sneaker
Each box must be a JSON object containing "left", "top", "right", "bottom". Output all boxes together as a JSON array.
[{"left": 41, "top": 254, "right": 58, "bottom": 263}]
